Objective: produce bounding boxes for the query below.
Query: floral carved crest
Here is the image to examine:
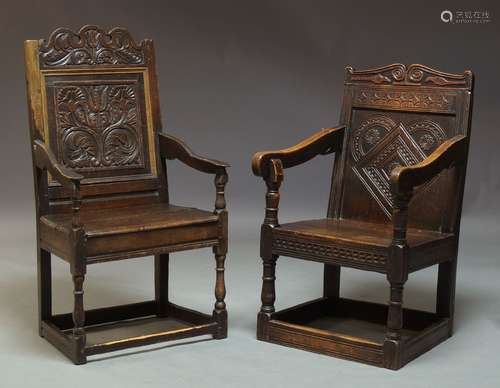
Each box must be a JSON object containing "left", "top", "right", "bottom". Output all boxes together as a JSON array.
[{"left": 39, "top": 25, "right": 145, "bottom": 67}]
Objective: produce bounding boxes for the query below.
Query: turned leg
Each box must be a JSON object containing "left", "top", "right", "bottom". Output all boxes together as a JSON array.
[
  {"left": 384, "top": 191, "right": 410, "bottom": 370},
  {"left": 212, "top": 172, "right": 228, "bottom": 339},
  {"left": 213, "top": 244, "right": 227, "bottom": 339},
  {"left": 323, "top": 264, "right": 341, "bottom": 301},
  {"left": 155, "top": 253, "right": 170, "bottom": 317},
  {"left": 257, "top": 160, "right": 283, "bottom": 340},
  {"left": 436, "top": 255, "right": 458, "bottom": 335},
  {"left": 260, "top": 254, "right": 278, "bottom": 314},
  {"left": 257, "top": 253, "right": 278, "bottom": 340},
  {"left": 71, "top": 273, "right": 86, "bottom": 364},
  {"left": 387, "top": 282, "right": 405, "bottom": 341},
  {"left": 384, "top": 281, "right": 405, "bottom": 369},
  {"left": 37, "top": 247, "right": 52, "bottom": 337}
]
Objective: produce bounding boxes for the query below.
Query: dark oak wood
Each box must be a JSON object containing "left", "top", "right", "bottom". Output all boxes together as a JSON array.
[
  {"left": 159, "top": 133, "right": 229, "bottom": 174},
  {"left": 24, "top": 25, "right": 229, "bottom": 364},
  {"left": 252, "top": 63, "right": 474, "bottom": 369},
  {"left": 252, "top": 126, "right": 345, "bottom": 179}
]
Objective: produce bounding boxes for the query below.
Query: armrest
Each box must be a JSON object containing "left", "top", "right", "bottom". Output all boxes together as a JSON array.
[
  {"left": 388, "top": 135, "right": 468, "bottom": 273},
  {"left": 32, "top": 139, "right": 84, "bottom": 228},
  {"left": 158, "top": 132, "right": 229, "bottom": 175},
  {"left": 251, "top": 125, "right": 345, "bottom": 179},
  {"left": 390, "top": 135, "right": 468, "bottom": 195},
  {"left": 33, "top": 139, "right": 83, "bottom": 190},
  {"left": 158, "top": 132, "right": 229, "bottom": 214}
]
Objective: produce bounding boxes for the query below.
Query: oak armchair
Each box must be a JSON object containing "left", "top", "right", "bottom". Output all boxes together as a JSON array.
[
  {"left": 253, "top": 64, "right": 473, "bottom": 369},
  {"left": 25, "top": 26, "right": 229, "bottom": 364}
]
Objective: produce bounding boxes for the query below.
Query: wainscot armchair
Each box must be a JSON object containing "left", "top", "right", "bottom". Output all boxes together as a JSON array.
[
  {"left": 25, "top": 25, "right": 229, "bottom": 364},
  {"left": 252, "top": 64, "right": 473, "bottom": 369}
]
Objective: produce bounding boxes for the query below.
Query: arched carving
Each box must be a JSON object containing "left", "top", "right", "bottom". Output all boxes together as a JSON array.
[
  {"left": 39, "top": 25, "right": 145, "bottom": 67},
  {"left": 346, "top": 63, "right": 472, "bottom": 89}
]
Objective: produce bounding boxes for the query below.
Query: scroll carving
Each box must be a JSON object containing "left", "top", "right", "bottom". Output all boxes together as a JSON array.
[
  {"left": 55, "top": 84, "right": 144, "bottom": 171},
  {"left": 347, "top": 64, "right": 472, "bottom": 89},
  {"left": 40, "top": 25, "right": 145, "bottom": 67}
]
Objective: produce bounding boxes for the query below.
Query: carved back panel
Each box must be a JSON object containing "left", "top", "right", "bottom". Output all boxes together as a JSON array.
[
  {"left": 25, "top": 26, "right": 166, "bottom": 212},
  {"left": 329, "top": 64, "right": 473, "bottom": 232}
]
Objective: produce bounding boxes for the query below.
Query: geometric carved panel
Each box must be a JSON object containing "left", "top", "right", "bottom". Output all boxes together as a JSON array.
[{"left": 351, "top": 115, "right": 447, "bottom": 217}]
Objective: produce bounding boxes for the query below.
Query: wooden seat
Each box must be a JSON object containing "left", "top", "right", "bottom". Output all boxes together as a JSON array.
[
  {"left": 40, "top": 204, "right": 220, "bottom": 262},
  {"left": 273, "top": 218, "right": 454, "bottom": 272},
  {"left": 25, "top": 25, "right": 229, "bottom": 364},
  {"left": 252, "top": 63, "right": 474, "bottom": 369},
  {"left": 41, "top": 204, "right": 218, "bottom": 235}
]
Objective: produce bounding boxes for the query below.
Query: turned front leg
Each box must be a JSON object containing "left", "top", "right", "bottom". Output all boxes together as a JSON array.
[
  {"left": 260, "top": 159, "right": 283, "bottom": 315},
  {"left": 213, "top": 171, "right": 228, "bottom": 339},
  {"left": 257, "top": 252, "right": 278, "bottom": 340},
  {"left": 70, "top": 271, "right": 87, "bottom": 365},
  {"left": 384, "top": 191, "right": 411, "bottom": 369},
  {"left": 213, "top": 243, "right": 227, "bottom": 339},
  {"left": 72, "top": 274, "right": 85, "bottom": 338},
  {"left": 213, "top": 236, "right": 227, "bottom": 339},
  {"left": 387, "top": 282, "right": 404, "bottom": 340},
  {"left": 257, "top": 159, "right": 283, "bottom": 340},
  {"left": 214, "top": 250, "right": 227, "bottom": 313},
  {"left": 260, "top": 254, "right": 278, "bottom": 315}
]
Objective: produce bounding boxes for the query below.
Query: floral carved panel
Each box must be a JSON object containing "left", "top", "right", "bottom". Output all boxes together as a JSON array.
[
  {"left": 44, "top": 73, "right": 153, "bottom": 181},
  {"left": 55, "top": 84, "right": 144, "bottom": 170}
]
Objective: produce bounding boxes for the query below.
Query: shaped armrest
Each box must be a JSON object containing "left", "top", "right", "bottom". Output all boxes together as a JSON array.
[
  {"left": 33, "top": 139, "right": 84, "bottom": 228},
  {"left": 33, "top": 139, "right": 83, "bottom": 191},
  {"left": 390, "top": 135, "right": 468, "bottom": 195},
  {"left": 251, "top": 126, "right": 345, "bottom": 179},
  {"left": 158, "top": 133, "right": 229, "bottom": 175}
]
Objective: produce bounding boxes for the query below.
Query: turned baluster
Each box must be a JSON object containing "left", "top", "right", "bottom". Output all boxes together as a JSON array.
[
  {"left": 72, "top": 274, "right": 85, "bottom": 338},
  {"left": 386, "top": 191, "right": 411, "bottom": 342},
  {"left": 260, "top": 159, "right": 283, "bottom": 316},
  {"left": 214, "top": 172, "right": 227, "bottom": 214},
  {"left": 214, "top": 249, "right": 226, "bottom": 314},
  {"left": 213, "top": 171, "right": 228, "bottom": 338},
  {"left": 71, "top": 181, "right": 82, "bottom": 229}
]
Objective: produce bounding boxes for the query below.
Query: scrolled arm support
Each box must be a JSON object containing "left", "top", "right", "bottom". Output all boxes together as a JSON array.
[
  {"left": 263, "top": 159, "right": 284, "bottom": 227},
  {"left": 158, "top": 132, "right": 230, "bottom": 213},
  {"left": 214, "top": 172, "right": 228, "bottom": 214},
  {"left": 390, "top": 135, "right": 468, "bottom": 196},
  {"left": 251, "top": 125, "right": 345, "bottom": 179},
  {"left": 387, "top": 134, "right": 468, "bottom": 283},
  {"left": 158, "top": 132, "right": 229, "bottom": 175},
  {"left": 33, "top": 139, "right": 83, "bottom": 228},
  {"left": 253, "top": 125, "right": 344, "bottom": 226}
]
